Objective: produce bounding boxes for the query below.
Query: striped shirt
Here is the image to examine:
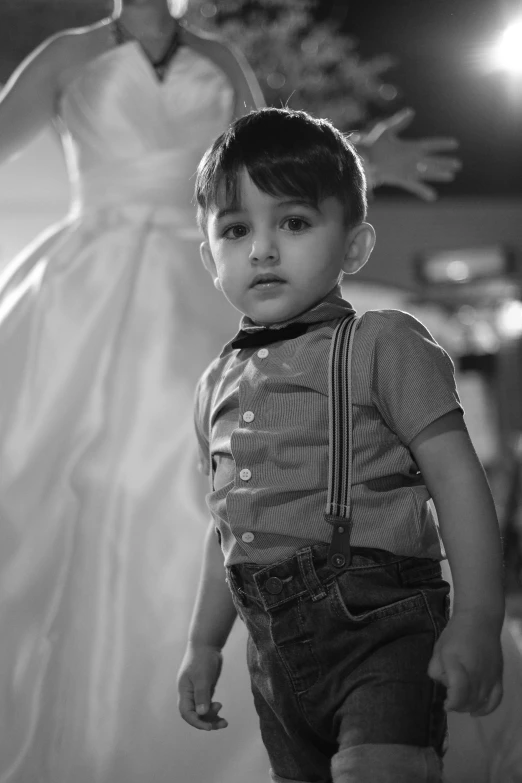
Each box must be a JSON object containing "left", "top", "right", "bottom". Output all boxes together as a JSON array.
[{"left": 194, "top": 286, "right": 462, "bottom": 567}]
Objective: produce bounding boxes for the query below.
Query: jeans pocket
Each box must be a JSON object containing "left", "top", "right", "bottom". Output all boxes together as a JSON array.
[
  {"left": 399, "top": 559, "right": 444, "bottom": 588},
  {"left": 329, "top": 564, "right": 427, "bottom": 625},
  {"left": 398, "top": 560, "right": 450, "bottom": 636}
]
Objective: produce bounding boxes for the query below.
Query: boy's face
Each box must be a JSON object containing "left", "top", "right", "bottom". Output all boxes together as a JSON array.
[{"left": 201, "top": 170, "right": 375, "bottom": 325}]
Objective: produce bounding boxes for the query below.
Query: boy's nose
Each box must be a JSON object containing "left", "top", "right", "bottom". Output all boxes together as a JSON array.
[{"left": 249, "top": 236, "right": 279, "bottom": 264}]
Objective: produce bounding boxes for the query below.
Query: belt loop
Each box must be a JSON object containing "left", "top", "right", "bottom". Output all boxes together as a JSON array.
[
  {"left": 325, "top": 315, "right": 358, "bottom": 569},
  {"left": 226, "top": 566, "right": 240, "bottom": 594},
  {"left": 297, "top": 549, "right": 327, "bottom": 601}
]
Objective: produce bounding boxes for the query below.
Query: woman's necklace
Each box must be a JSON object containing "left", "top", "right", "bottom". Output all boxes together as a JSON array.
[{"left": 112, "top": 17, "right": 182, "bottom": 83}]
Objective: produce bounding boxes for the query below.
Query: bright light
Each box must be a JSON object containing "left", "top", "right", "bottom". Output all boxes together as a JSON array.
[
  {"left": 445, "top": 260, "right": 471, "bottom": 282},
  {"left": 496, "top": 299, "right": 522, "bottom": 339},
  {"left": 491, "top": 19, "right": 522, "bottom": 73}
]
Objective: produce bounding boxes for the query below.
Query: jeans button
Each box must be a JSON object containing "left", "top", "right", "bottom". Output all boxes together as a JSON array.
[{"left": 265, "top": 576, "right": 283, "bottom": 595}]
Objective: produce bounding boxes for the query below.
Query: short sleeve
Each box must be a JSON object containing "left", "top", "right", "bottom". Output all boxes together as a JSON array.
[
  {"left": 369, "top": 310, "right": 463, "bottom": 445},
  {"left": 194, "top": 376, "right": 211, "bottom": 477}
]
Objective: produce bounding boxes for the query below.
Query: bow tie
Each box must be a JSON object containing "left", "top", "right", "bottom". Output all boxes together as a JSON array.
[{"left": 231, "top": 322, "right": 309, "bottom": 349}]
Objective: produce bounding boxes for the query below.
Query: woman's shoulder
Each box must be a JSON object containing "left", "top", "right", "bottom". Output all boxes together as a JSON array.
[
  {"left": 43, "top": 20, "right": 116, "bottom": 93},
  {"left": 30, "top": 19, "right": 111, "bottom": 60},
  {"left": 27, "top": 20, "right": 110, "bottom": 71},
  {"left": 0, "top": 19, "right": 112, "bottom": 114}
]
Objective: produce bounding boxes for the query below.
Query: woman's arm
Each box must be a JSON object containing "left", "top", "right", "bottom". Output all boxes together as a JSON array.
[
  {"left": 181, "top": 26, "right": 265, "bottom": 119},
  {"left": 0, "top": 33, "right": 75, "bottom": 167},
  {"left": 224, "top": 41, "right": 266, "bottom": 119},
  {"left": 410, "top": 410, "right": 504, "bottom": 715}
]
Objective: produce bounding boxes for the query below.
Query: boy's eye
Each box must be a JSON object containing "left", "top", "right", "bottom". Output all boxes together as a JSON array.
[
  {"left": 223, "top": 224, "right": 248, "bottom": 239},
  {"left": 282, "top": 217, "right": 310, "bottom": 232}
]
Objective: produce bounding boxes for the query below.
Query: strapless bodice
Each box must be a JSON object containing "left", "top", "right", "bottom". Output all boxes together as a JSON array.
[{"left": 58, "top": 42, "right": 234, "bottom": 215}]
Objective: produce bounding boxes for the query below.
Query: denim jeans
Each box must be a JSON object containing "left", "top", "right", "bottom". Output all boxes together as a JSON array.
[{"left": 227, "top": 544, "right": 450, "bottom": 783}]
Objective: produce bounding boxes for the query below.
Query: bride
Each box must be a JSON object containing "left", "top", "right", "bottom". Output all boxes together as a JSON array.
[
  {"left": 0, "top": 1, "right": 470, "bottom": 781},
  {"left": 0, "top": 2, "right": 261, "bottom": 781}
]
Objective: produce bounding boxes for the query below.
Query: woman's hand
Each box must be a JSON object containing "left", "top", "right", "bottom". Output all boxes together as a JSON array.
[{"left": 353, "top": 107, "right": 461, "bottom": 201}]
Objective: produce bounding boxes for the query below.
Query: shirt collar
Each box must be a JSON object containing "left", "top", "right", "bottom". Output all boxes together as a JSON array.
[{"left": 221, "top": 285, "right": 356, "bottom": 356}]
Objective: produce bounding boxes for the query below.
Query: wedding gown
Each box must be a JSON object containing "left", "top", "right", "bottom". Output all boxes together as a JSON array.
[{"left": 0, "top": 39, "right": 268, "bottom": 783}]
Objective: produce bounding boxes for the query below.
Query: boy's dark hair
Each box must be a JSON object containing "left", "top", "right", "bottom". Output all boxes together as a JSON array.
[{"left": 195, "top": 107, "right": 367, "bottom": 231}]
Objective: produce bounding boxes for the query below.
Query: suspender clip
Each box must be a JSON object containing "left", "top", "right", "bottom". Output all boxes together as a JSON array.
[{"left": 326, "top": 517, "right": 351, "bottom": 569}]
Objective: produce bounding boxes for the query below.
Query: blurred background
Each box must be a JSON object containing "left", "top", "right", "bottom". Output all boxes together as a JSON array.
[{"left": 1, "top": 0, "right": 521, "bottom": 622}]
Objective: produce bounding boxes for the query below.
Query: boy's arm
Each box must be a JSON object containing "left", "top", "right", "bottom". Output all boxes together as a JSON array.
[
  {"left": 178, "top": 520, "right": 237, "bottom": 731},
  {"left": 409, "top": 409, "right": 504, "bottom": 716},
  {"left": 188, "top": 520, "right": 237, "bottom": 650}
]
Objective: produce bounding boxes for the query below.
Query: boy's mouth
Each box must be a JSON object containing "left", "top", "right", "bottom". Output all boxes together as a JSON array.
[{"left": 250, "top": 274, "right": 285, "bottom": 288}]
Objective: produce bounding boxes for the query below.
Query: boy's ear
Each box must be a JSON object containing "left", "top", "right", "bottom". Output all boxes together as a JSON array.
[
  {"left": 200, "top": 241, "right": 222, "bottom": 291},
  {"left": 342, "top": 222, "right": 376, "bottom": 275}
]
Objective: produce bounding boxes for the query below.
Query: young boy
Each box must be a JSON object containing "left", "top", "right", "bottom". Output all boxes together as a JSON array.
[{"left": 177, "top": 108, "right": 504, "bottom": 783}]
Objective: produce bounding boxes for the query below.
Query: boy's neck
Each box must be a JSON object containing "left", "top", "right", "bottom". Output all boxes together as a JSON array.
[{"left": 245, "top": 284, "right": 344, "bottom": 327}]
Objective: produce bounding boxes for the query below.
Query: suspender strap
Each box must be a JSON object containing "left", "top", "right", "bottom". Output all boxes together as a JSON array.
[{"left": 325, "top": 315, "right": 358, "bottom": 569}]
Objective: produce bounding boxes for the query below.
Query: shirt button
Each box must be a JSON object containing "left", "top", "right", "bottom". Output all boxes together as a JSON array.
[
  {"left": 242, "top": 411, "right": 255, "bottom": 423},
  {"left": 242, "top": 532, "right": 255, "bottom": 543},
  {"left": 257, "top": 348, "right": 269, "bottom": 358},
  {"left": 239, "top": 468, "right": 252, "bottom": 481}
]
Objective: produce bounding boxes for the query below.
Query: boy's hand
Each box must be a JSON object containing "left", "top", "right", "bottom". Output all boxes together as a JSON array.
[
  {"left": 428, "top": 612, "right": 503, "bottom": 716},
  {"left": 177, "top": 643, "right": 228, "bottom": 731}
]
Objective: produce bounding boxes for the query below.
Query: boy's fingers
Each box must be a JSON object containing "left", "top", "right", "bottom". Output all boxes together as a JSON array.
[
  {"left": 184, "top": 711, "right": 213, "bottom": 730},
  {"left": 206, "top": 701, "right": 229, "bottom": 729},
  {"left": 179, "top": 698, "right": 227, "bottom": 731},
  {"left": 178, "top": 694, "right": 212, "bottom": 731},
  {"left": 197, "top": 701, "right": 229, "bottom": 730},
  {"left": 178, "top": 681, "right": 195, "bottom": 716},
  {"left": 444, "top": 658, "right": 473, "bottom": 711},
  {"left": 178, "top": 678, "right": 214, "bottom": 730},
  {"left": 195, "top": 685, "right": 212, "bottom": 715},
  {"left": 178, "top": 688, "right": 198, "bottom": 720},
  {"left": 471, "top": 681, "right": 504, "bottom": 717},
  {"left": 427, "top": 650, "right": 446, "bottom": 683}
]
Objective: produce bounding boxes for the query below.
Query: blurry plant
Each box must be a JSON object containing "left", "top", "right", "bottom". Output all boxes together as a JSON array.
[{"left": 185, "top": 0, "right": 398, "bottom": 129}]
